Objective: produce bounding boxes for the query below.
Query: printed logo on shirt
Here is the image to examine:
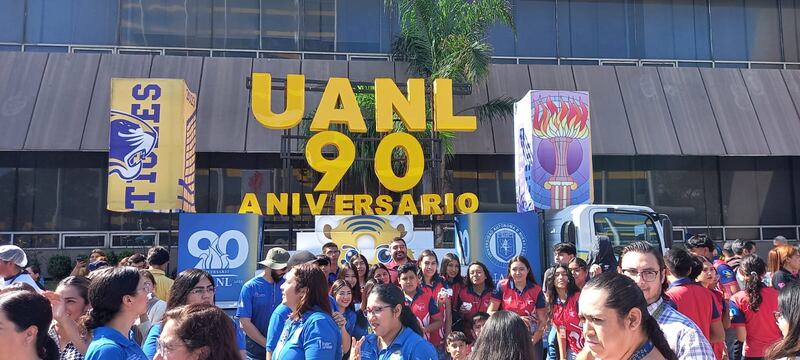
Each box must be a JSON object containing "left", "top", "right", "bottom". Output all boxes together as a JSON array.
[
  {"left": 389, "top": 351, "right": 404, "bottom": 360},
  {"left": 319, "top": 340, "right": 334, "bottom": 350}
]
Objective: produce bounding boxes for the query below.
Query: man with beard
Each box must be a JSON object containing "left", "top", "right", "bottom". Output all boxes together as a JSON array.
[
  {"left": 386, "top": 237, "right": 415, "bottom": 284},
  {"left": 237, "top": 247, "right": 290, "bottom": 360}
]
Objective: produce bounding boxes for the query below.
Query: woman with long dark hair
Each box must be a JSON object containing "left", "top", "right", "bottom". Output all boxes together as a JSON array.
[
  {"left": 576, "top": 272, "right": 677, "bottom": 360},
  {"left": 348, "top": 254, "right": 369, "bottom": 305},
  {"left": 153, "top": 303, "right": 240, "bottom": 360},
  {"left": 417, "top": 249, "right": 450, "bottom": 351},
  {"left": 274, "top": 263, "right": 341, "bottom": 359},
  {"left": 469, "top": 310, "right": 535, "bottom": 360},
  {"left": 441, "top": 253, "right": 465, "bottom": 333},
  {"left": 49, "top": 276, "right": 91, "bottom": 359},
  {"left": 0, "top": 290, "right": 59, "bottom": 360},
  {"left": 83, "top": 267, "right": 149, "bottom": 360},
  {"left": 457, "top": 261, "right": 494, "bottom": 343},
  {"left": 765, "top": 281, "right": 800, "bottom": 359},
  {"left": 487, "top": 255, "right": 547, "bottom": 358},
  {"left": 142, "top": 268, "right": 246, "bottom": 359},
  {"left": 368, "top": 263, "right": 391, "bottom": 285},
  {"left": 348, "top": 284, "right": 437, "bottom": 359},
  {"left": 767, "top": 245, "right": 800, "bottom": 290},
  {"left": 730, "top": 255, "right": 782, "bottom": 359},
  {"left": 339, "top": 264, "right": 362, "bottom": 305},
  {"left": 696, "top": 255, "right": 730, "bottom": 360},
  {"left": 545, "top": 264, "right": 583, "bottom": 360},
  {"left": 331, "top": 279, "right": 368, "bottom": 357}
]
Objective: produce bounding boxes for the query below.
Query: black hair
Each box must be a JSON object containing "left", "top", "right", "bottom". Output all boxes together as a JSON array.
[
  {"left": 545, "top": 264, "right": 580, "bottom": 317},
  {"left": 472, "top": 311, "right": 490, "bottom": 323},
  {"left": 469, "top": 310, "right": 534, "bottom": 360},
  {"left": 0, "top": 291, "right": 59, "bottom": 360},
  {"left": 312, "top": 255, "right": 330, "bottom": 268},
  {"left": 619, "top": 241, "right": 668, "bottom": 295},
  {"left": 507, "top": 256, "right": 537, "bottom": 285},
  {"left": 416, "top": 249, "right": 440, "bottom": 283},
  {"left": 147, "top": 246, "right": 170, "bottom": 266},
  {"left": 766, "top": 281, "right": 800, "bottom": 359},
  {"left": 447, "top": 331, "right": 468, "bottom": 345},
  {"left": 441, "top": 253, "right": 464, "bottom": 286},
  {"left": 368, "top": 284, "right": 423, "bottom": 335},
  {"left": 687, "top": 255, "right": 704, "bottom": 280},
  {"left": 686, "top": 234, "right": 715, "bottom": 253},
  {"left": 740, "top": 254, "right": 767, "bottom": 312},
  {"left": 732, "top": 239, "right": 756, "bottom": 256},
  {"left": 57, "top": 276, "right": 91, "bottom": 306},
  {"left": 665, "top": 247, "right": 694, "bottom": 278},
  {"left": 139, "top": 269, "right": 156, "bottom": 287},
  {"left": 466, "top": 261, "right": 495, "bottom": 290},
  {"left": 583, "top": 272, "right": 677, "bottom": 360},
  {"left": 331, "top": 279, "right": 356, "bottom": 312},
  {"left": 569, "top": 257, "right": 588, "bottom": 269},
  {"left": 168, "top": 268, "right": 215, "bottom": 311},
  {"left": 26, "top": 264, "right": 41, "bottom": 274},
  {"left": 83, "top": 267, "right": 141, "bottom": 330},
  {"left": 322, "top": 242, "right": 339, "bottom": 251},
  {"left": 397, "top": 263, "right": 418, "bottom": 277},
  {"left": 391, "top": 237, "right": 407, "bottom": 245},
  {"left": 722, "top": 240, "right": 735, "bottom": 257},
  {"left": 367, "top": 263, "right": 390, "bottom": 284},
  {"left": 554, "top": 242, "right": 577, "bottom": 256},
  {"left": 128, "top": 253, "right": 146, "bottom": 264}
]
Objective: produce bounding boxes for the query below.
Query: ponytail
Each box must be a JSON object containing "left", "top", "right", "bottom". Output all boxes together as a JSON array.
[
  {"left": 643, "top": 314, "right": 677, "bottom": 360},
  {"left": 83, "top": 307, "right": 116, "bottom": 331},
  {"left": 741, "top": 255, "right": 766, "bottom": 312},
  {"left": 399, "top": 305, "right": 424, "bottom": 335},
  {"left": 36, "top": 332, "right": 59, "bottom": 360}
]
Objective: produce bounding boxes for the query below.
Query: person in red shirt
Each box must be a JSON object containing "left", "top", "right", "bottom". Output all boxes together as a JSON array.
[
  {"left": 416, "top": 249, "right": 450, "bottom": 349},
  {"left": 386, "top": 238, "right": 415, "bottom": 284},
  {"left": 456, "top": 261, "right": 495, "bottom": 343},
  {"left": 730, "top": 255, "right": 782, "bottom": 359},
  {"left": 441, "top": 253, "right": 465, "bottom": 335},
  {"left": 487, "top": 255, "right": 546, "bottom": 358},
  {"left": 696, "top": 255, "right": 730, "bottom": 360},
  {"left": 397, "top": 263, "right": 443, "bottom": 348},
  {"left": 545, "top": 264, "right": 583, "bottom": 360},
  {"left": 665, "top": 247, "right": 724, "bottom": 344}
]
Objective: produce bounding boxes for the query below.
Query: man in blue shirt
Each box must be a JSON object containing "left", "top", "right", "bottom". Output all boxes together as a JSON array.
[{"left": 237, "top": 247, "right": 290, "bottom": 360}]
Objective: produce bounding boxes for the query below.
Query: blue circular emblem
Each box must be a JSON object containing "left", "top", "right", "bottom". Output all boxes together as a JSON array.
[{"left": 483, "top": 222, "right": 528, "bottom": 268}]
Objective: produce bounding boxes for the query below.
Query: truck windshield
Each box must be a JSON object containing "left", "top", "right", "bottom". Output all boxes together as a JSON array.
[{"left": 593, "top": 212, "right": 660, "bottom": 254}]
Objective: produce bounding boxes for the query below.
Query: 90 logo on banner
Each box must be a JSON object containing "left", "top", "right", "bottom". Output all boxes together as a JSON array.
[{"left": 246, "top": 73, "right": 480, "bottom": 215}]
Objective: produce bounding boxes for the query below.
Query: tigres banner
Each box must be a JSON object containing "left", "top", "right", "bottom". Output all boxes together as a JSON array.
[{"left": 107, "top": 79, "right": 197, "bottom": 212}]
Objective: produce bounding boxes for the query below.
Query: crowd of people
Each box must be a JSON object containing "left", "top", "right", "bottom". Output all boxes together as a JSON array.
[{"left": 2, "top": 234, "right": 800, "bottom": 359}]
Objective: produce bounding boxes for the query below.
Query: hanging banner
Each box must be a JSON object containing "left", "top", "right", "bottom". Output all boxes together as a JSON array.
[
  {"left": 296, "top": 215, "right": 450, "bottom": 267},
  {"left": 107, "top": 78, "right": 197, "bottom": 212},
  {"left": 515, "top": 91, "right": 592, "bottom": 211},
  {"left": 454, "top": 212, "right": 542, "bottom": 284},
  {"left": 177, "top": 213, "right": 262, "bottom": 307}
]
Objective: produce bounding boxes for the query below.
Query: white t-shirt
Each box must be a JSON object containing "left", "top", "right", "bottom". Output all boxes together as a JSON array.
[{"left": 2, "top": 272, "right": 44, "bottom": 293}]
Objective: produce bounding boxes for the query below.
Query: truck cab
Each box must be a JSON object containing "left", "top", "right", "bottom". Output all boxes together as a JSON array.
[{"left": 543, "top": 204, "right": 673, "bottom": 266}]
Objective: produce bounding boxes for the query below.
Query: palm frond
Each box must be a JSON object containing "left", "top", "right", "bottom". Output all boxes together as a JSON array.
[{"left": 458, "top": 96, "right": 516, "bottom": 124}]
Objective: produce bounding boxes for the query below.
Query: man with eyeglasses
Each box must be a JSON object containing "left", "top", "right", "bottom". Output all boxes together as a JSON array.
[{"left": 619, "top": 241, "right": 715, "bottom": 359}]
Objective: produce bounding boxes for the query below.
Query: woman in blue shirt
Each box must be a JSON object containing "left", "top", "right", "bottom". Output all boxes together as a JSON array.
[
  {"left": 349, "top": 284, "right": 437, "bottom": 360},
  {"left": 141, "top": 269, "right": 246, "bottom": 359},
  {"left": 332, "top": 279, "right": 368, "bottom": 356},
  {"left": 274, "top": 263, "right": 342, "bottom": 360},
  {"left": 83, "top": 267, "right": 149, "bottom": 360}
]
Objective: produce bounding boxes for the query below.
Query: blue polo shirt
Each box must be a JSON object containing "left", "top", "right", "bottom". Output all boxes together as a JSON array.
[
  {"left": 142, "top": 317, "right": 247, "bottom": 359},
  {"left": 236, "top": 275, "right": 285, "bottom": 337},
  {"left": 360, "top": 326, "right": 437, "bottom": 360},
  {"left": 266, "top": 296, "right": 339, "bottom": 353},
  {"left": 85, "top": 326, "right": 147, "bottom": 360},
  {"left": 343, "top": 307, "right": 368, "bottom": 340},
  {"left": 273, "top": 307, "right": 342, "bottom": 360}
]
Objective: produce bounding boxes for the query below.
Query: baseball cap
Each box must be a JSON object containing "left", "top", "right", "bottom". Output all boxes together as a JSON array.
[
  {"left": 0, "top": 245, "right": 28, "bottom": 267},
  {"left": 287, "top": 250, "right": 316, "bottom": 268},
  {"left": 259, "top": 247, "right": 290, "bottom": 270}
]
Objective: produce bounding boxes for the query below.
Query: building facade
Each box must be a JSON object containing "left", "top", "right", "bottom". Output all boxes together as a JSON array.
[{"left": 2, "top": 0, "right": 800, "bottom": 255}]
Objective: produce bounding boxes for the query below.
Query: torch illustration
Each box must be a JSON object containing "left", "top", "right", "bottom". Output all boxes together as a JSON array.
[{"left": 531, "top": 96, "right": 589, "bottom": 209}]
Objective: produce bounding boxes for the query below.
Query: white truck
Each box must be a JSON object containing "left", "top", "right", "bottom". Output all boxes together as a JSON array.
[{"left": 542, "top": 204, "right": 674, "bottom": 265}]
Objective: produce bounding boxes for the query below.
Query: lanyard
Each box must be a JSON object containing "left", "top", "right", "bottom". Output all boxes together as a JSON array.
[
  {"left": 651, "top": 300, "right": 667, "bottom": 320},
  {"left": 629, "top": 340, "right": 654, "bottom": 360}
]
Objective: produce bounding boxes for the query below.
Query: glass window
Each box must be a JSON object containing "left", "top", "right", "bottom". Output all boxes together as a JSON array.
[
  {"left": 302, "top": 0, "right": 335, "bottom": 51},
  {"left": 13, "top": 234, "right": 59, "bottom": 249},
  {"left": 119, "top": 0, "right": 213, "bottom": 48},
  {"left": 212, "top": 0, "right": 260, "bottom": 50},
  {"left": 710, "top": 0, "right": 748, "bottom": 61},
  {"left": 639, "top": 0, "right": 712, "bottom": 60},
  {"left": 743, "top": 0, "right": 782, "bottom": 62},
  {"left": 63, "top": 234, "right": 106, "bottom": 248},
  {"left": 111, "top": 234, "right": 157, "bottom": 248},
  {"left": 558, "top": 0, "right": 637, "bottom": 59},
  {"left": 0, "top": 168, "right": 14, "bottom": 232},
  {"left": 25, "top": 0, "right": 118, "bottom": 45},
  {"left": 593, "top": 211, "right": 660, "bottom": 253},
  {"left": 261, "top": 0, "right": 300, "bottom": 50},
  {"left": 59, "top": 168, "right": 106, "bottom": 231},
  {"left": 336, "top": 0, "right": 395, "bottom": 53},
  {"left": 0, "top": 1, "right": 25, "bottom": 42}
]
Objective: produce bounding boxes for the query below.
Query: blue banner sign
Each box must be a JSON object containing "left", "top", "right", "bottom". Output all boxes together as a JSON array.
[
  {"left": 454, "top": 212, "right": 542, "bottom": 284},
  {"left": 178, "top": 213, "right": 262, "bottom": 307}
]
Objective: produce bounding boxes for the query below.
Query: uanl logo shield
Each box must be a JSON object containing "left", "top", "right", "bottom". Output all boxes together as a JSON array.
[
  {"left": 495, "top": 230, "right": 517, "bottom": 262},
  {"left": 483, "top": 222, "right": 527, "bottom": 267}
]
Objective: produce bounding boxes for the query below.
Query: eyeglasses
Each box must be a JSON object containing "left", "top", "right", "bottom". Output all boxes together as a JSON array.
[
  {"left": 621, "top": 269, "right": 660, "bottom": 282},
  {"left": 325, "top": 250, "right": 341, "bottom": 255},
  {"left": 364, "top": 304, "right": 393, "bottom": 316},
  {"left": 156, "top": 339, "right": 184, "bottom": 354},
  {"left": 189, "top": 285, "right": 216, "bottom": 296}
]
